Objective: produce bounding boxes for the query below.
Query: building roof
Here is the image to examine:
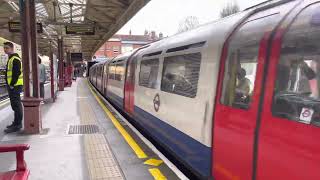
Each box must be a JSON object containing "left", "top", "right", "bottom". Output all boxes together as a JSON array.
[{"left": 114, "top": 34, "right": 158, "bottom": 43}]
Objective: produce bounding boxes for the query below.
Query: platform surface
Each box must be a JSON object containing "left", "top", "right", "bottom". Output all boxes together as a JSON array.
[{"left": 0, "top": 78, "right": 179, "bottom": 180}]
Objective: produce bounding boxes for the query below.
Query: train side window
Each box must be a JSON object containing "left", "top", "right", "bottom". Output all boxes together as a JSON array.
[
  {"left": 161, "top": 53, "right": 201, "bottom": 98},
  {"left": 108, "top": 64, "right": 115, "bottom": 80},
  {"left": 272, "top": 4, "right": 320, "bottom": 126},
  {"left": 104, "top": 64, "right": 108, "bottom": 75},
  {"left": 115, "top": 62, "right": 125, "bottom": 81},
  {"left": 139, "top": 59, "right": 159, "bottom": 89},
  {"left": 221, "top": 14, "right": 277, "bottom": 109}
]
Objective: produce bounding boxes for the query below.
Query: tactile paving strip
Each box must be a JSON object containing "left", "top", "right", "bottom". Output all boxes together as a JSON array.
[
  {"left": 78, "top": 82, "right": 124, "bottom": 180},
  {"left": 84, "top": 134, "right": 124, "bottom": 180}
]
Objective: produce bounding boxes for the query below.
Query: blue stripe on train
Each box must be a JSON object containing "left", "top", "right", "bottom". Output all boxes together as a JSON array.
[
  {"left": 106, "top": 92, "right": 210, "bottom": 178},
  {"left": 133, "top": 106, "right": 211, "bottom": 178},
  {"left": 107, "top": 91, "right": 123, "bottom": 108}
]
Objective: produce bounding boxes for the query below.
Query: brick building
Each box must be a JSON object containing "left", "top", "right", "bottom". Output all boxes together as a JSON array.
[{"left": 95, "top": 31, "right": 163, "bottom": 58}]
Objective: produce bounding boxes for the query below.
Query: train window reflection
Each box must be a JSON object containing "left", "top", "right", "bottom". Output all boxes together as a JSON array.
[
  {"left": 115, "top": 62, "right": 125, "bottom": 81},
  {"left": 108, "top": 65, "right": 116, "bottom": 80},
  {"left": 273, "top": 4, "right": 320, "bottom": 126},
  {"left": 139, "top": 59, "right": 159, "bottom": 89},
  {"left": 221, "top": 14, "right": 277, "bottom": 109},
  {"left": 161, "top": 53, "right": 201, "bottom": 98}
]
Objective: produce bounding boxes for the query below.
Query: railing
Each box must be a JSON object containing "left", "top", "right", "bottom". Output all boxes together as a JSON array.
[{"left": 0, "top": 68, "right": 7, "bottom": 100}]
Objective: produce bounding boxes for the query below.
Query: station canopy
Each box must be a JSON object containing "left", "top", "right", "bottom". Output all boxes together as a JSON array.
[{"left": 0, "top": 0, "right": 149, "bottom": 60}]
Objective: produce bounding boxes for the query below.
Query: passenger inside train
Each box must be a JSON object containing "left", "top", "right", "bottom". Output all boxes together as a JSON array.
[{"left": 235, "top": 68, "right": 251, "bottom": 104}]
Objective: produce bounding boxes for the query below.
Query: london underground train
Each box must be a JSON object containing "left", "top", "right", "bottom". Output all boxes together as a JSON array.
[{"left": 89, "top": 0, "right": 320, "bottom": 179}]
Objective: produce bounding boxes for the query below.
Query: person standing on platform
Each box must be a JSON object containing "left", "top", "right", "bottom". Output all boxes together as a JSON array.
[
  {"left": 38, "top": 57, "right": 46, "bottom": 102},
  {"left": 3, "top": 42, "right": 23, "bottom": 133}
]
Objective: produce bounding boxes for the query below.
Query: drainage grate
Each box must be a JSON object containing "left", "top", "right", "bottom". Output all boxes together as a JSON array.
[{"left": 68, "top": 124, "right": 99, "bottom": 134}]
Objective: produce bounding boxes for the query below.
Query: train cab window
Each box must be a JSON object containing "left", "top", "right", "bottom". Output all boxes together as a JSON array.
[
  {"left": 161, "top": 53, "right": 201, "bottom": 98},
  {"left": 272, "top": 4, "right": 320, "bottom": 126},
  {"left": 221, "top": 14, "right": 278, "bottom": 109},
  {"left": 139, "top": 59, "right": 159, "bottom": 89}
]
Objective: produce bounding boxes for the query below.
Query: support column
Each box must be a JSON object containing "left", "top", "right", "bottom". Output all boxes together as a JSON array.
[
  {"left": 19, "top": 0, "right": 30, "bottom": 98},
  {"left": 19, "top": 0, "right": 42, "bottom": 134},
  {"left": 29, "top": 0, "right": 39, "bottom": 98},
  {"left": 49, "top": 42, "right": 55, "bottom": 102},
  {"left": 65, "top": 52, "right": 72, "bottom": 87},
  {"left": 58, "top": 38, "right": 64, "bottom": 91}
]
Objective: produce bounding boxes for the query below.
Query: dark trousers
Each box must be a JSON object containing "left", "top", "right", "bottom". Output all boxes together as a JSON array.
[
  {"left": 7, "top": 85, "right": 23, "bottom": 126},
  {"left": 40, "top": 82, "right": 45, "bottom": 99}
]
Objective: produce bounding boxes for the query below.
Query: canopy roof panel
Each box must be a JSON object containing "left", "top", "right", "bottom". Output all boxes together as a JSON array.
[{"left": 0, "top": 0, "right": 150, "bottom": 60}]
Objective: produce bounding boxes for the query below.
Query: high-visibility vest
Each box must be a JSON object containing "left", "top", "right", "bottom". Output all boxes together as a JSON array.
[{"left": 6, "top": 55, "right": 23, "bottom": 86}]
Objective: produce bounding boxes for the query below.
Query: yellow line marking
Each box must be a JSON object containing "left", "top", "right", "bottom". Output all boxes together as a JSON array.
[
  {"left": 87, "top": 81, "right": 148, "bottom": 159},
  {"left": 149, "top": 168, "right": 167, "bottom": 180},
  {"left": 144, "top": 158, "right": 163, "bottom": 166},
  {"left": 0, "top": 99, "right": 10, "bottom": 107}
]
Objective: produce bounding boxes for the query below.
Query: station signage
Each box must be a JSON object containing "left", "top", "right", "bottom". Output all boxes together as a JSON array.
[
  {"left": 8, "top": 22, "right": 43, "bottom": 33},
  {"left": 70, "top": 53, "right": 83, "bottom": 62},
  {"left": 65, "top": 24, "right": 95, "bottom": 35}
]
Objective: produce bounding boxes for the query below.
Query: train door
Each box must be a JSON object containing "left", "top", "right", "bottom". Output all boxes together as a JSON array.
[
  {"left": 103, "top": 62, "right": 109, "bottom": 96},
  {"left": 257, "top": 2, "right": 320, "bottom": 180},
  {"left": 97, "top": 66, "right": 102, "bottom": 91},
  {"left": 213, "top": 2, "right": 297, "bottom": 180},
  {"left": 124, "top": 52, "right": 139, "bottom": 115},
  {"left": 134, "top": 53, "right": 162, "bottom": 120},
  {"left": 94, "top": 67, "right": 97, "bottom": 87},
  {"left": 100, "top": 66, "right": 104, "bottom": 91}
]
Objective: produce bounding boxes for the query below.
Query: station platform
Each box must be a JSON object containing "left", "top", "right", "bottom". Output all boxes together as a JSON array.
[{"left": 0, "top": 78, "right": 181, "bottom": 180}]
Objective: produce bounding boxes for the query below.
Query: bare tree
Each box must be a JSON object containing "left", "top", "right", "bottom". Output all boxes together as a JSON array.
[
  {"left": 220, "top": 2, "right": 240, "bottom": 18},
  {"left": 178, "top": 16, "right": 200, "bottom": 33}
]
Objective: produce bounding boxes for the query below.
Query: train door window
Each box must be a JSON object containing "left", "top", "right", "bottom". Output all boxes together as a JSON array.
[
  {"left": 221, "top": 14, "right": 278, "bottom": 109},
  {"left": 108, "top": 64, "right": 115, "bottom": 80},
  {"left": 272, "top": 4, "right": 320, "bottom": 126},
  {"left": 139, "top": 59, "right": 159, "bottom": 89},
  {"left": 115, "top": 62, "right": 125, "bottom": 81},
  {"left": 161, "top": 53, "right": 201, "bottom": 98},
  {"left": 104, "top": 64, "right": 108, "bottom": 75},
  {"left": 99, "top": 67, "right": 103, "bottom": 77}
]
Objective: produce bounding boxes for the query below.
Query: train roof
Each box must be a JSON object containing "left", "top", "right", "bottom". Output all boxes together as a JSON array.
[
  {"left": 138, "top": 0, "right": 298, "bottom": 56},
  {"left": 110, "top": 51, "right": 134, "bottom": 63}
]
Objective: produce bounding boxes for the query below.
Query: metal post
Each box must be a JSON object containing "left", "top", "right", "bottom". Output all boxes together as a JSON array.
[
  {"left": 58, "top": 38, "right": 64, "bottom": 91},
  {"left": 19, "top": 0, "right": 42, "bottom": 134},
  {"left": 19, "top": 0, "right": 30, "bottom": 98},
  {"left": 66, "top": 52, "right": 72, "bottom": 87},
  {"left": 49, "top": 41, "right": 55, "bottom": 102},
  {"left": 53, "top": 1, "right": 57, "bottom": 22},
  {"left": 29, "top": 0, "right": 39, "bottom": 98},
  {"left": 69, "top": 3, "right": 73, "bottom": 23}
]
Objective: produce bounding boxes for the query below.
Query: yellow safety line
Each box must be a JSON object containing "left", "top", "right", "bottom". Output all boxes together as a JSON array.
[
  {"left": 144, "top": 158, "right": 163, "bottom": 166},
  {"left": 87, "top": 81, "right": 148, "bottom": 159},
  {"left": 0, "top": 99, "right": 10, "bottom": 107},
  {"left": 149, "top": 168, "right": 167, "bottom": 180}
]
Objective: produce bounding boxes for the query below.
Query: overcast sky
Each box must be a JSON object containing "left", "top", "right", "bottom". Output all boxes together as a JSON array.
[{"left": 117, "top": 0, "right": 267, "bottom": 36}]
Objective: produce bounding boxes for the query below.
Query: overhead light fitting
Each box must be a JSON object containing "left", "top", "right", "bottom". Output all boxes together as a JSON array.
[{"left": 7, "top": 0, "right": 19, "bottom": 11}]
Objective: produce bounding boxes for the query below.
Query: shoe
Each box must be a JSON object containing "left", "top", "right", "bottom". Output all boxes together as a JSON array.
[
  {"left": 4, "top": 124, "right": 22, "bottom": 133},
  {"left": 6, "top": 123, "right": 15, "bottom": 128}
]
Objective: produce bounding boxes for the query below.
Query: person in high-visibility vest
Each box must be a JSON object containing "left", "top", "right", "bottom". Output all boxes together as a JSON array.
[{"left": 3, "top": 41, "right": 23, "bottom": 133}]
